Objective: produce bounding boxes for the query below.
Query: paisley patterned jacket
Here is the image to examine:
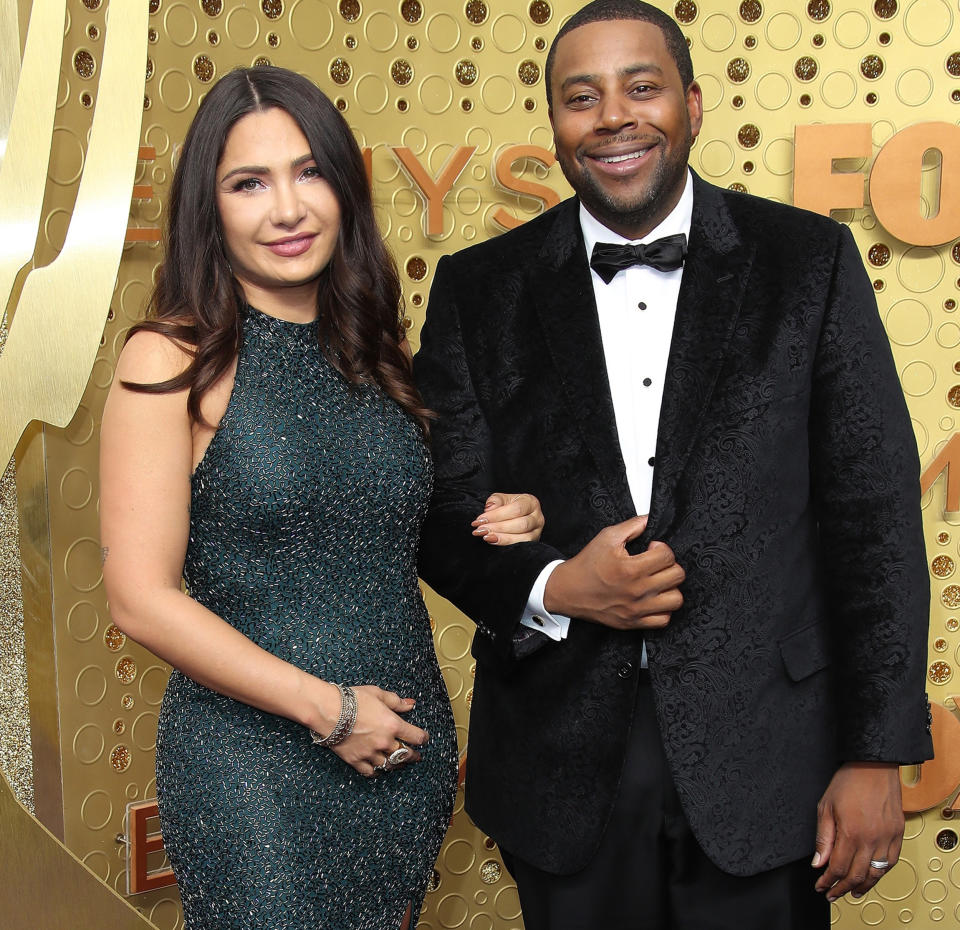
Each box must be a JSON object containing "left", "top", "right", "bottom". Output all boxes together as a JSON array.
[{"left": 414, "top": 173, "right": 933, "bottom": 877}]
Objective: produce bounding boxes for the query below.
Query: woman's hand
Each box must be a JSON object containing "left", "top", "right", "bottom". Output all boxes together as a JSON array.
[
  {"left": 327, "top": 686, "right": 429, "bottom": 777},
  {"left": 471, "top": 492, "right": 545, "bottom": 545}
]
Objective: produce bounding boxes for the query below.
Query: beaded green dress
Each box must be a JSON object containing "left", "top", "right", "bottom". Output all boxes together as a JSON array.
[{"left": 155, "top": 306, "right": 458, "bottom": 929}]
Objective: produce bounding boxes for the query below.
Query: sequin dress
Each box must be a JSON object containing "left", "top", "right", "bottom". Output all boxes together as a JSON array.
[{"left": 155, "top": 306, "right": 458, "bottom": 930}]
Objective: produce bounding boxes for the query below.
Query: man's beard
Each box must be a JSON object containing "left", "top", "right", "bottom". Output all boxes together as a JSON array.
[{"left": 558, "top": 131, "right": 692, "bottom": 235}]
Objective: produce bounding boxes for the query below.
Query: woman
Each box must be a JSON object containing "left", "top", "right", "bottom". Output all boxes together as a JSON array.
[{"left": 100, "top": 66, "right": 543, "bottom": 930}]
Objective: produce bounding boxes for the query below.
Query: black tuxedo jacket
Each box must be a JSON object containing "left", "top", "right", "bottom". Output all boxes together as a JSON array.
[{"left": 413, "top": 174, "right": 933, "bottom": 877}]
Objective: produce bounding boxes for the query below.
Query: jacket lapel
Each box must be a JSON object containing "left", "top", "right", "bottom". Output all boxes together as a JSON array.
[
  {"left": 646, "top": 176, "right": 756, "bottom": 539},
  {"left": 531, "top": 199, "right": 636, "bottom": 521}
]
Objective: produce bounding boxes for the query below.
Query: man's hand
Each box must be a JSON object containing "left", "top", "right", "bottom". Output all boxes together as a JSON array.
[
  {"left": 543, "top": 514, "right": 684, "bottom": 629},
  {"left": 813, "top": 762, "right": 904, "bottom": 902}
]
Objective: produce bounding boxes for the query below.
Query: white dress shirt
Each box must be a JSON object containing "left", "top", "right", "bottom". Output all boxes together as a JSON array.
[{"left": 520, "top": 171, "right": 695, "bottom": 648}]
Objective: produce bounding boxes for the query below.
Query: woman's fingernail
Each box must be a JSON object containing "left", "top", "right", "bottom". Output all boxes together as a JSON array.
[
  {"left": 484, "top": 533, "right": 499, "bottom": 544},
  {"left": 475, "top": 516, "right": 488, "bottom": 525},
  {"left": 472, "top": 528, "right": 490, "bottom": 537}
]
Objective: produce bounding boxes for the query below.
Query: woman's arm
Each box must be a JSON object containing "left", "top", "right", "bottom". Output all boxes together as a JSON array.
[{"left": 100, "top": 331, "right": 426, "bottom": 775}]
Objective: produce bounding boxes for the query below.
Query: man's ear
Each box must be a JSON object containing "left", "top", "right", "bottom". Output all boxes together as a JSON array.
[{"left": 686, "top": 81, "right": 704, "bottom": 140}]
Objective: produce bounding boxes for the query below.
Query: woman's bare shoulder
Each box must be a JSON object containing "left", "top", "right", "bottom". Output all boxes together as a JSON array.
[{"left": 115, "top": 327, "right": 195, "bottom": 386}]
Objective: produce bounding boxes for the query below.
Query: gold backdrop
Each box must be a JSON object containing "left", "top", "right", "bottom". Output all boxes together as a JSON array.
[{"left": 2, "top": 1, "right": 960, "bottom": 928}]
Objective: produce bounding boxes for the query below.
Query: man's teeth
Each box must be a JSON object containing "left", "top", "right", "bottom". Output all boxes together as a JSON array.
[{"left": 598, "top": 151, "right": 646, "bottom": 163}]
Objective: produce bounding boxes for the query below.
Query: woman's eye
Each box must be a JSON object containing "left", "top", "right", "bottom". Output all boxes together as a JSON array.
[
  {"left": 301, "top": 166, "right": 322, "bottom": 180},
  {"left": 232, "top": 177, "right": 262, "bottom": 192}
]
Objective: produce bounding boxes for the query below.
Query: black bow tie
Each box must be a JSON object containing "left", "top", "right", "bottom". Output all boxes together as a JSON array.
[{"left": 589, "top": 233, "right": 687, "bottom": 284}]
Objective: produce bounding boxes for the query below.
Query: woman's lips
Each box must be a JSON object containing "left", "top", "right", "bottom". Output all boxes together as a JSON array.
[{"left": 265, "top": 234, "right": 316, "bottom": 257}]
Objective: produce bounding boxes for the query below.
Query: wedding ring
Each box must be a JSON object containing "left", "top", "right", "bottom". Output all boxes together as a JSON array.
[{"left": 869, "top": 859, "right": 890, "bottom": 870}]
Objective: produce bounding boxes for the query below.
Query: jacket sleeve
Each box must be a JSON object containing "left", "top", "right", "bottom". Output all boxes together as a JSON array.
[
  {"left": 809, "top": 223, "right": 932, "bottom": 764},
  {"left": 414, "top": 254, "right": 566, "bottom": 666}
]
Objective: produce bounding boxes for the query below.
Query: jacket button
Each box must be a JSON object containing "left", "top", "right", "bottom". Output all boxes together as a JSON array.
[{"left": 618, "top": 662, "right": 634, "bottom": 678}]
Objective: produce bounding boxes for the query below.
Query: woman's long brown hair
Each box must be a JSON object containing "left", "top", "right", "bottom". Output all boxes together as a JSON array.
[{"left": 124, "top": 66, "right": 431, "bottom": 435}]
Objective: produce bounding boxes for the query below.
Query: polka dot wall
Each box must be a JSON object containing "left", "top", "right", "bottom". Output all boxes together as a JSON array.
[{"left": 1, "top": 1, "right": 958, "bottom": 927}]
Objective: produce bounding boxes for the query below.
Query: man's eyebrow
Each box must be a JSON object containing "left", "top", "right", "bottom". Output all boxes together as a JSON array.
[{"left": 560, "top": 62, "right": 665, "bottom": 92}]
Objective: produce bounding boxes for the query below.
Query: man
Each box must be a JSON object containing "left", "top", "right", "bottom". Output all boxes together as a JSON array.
[{"left": 413, "top": 2, "right": 933, "bottom": 927}]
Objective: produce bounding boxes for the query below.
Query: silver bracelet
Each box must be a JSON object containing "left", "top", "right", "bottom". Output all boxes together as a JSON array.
[{"left": 310, "top": 684, "right": 358, "bottom": 748}]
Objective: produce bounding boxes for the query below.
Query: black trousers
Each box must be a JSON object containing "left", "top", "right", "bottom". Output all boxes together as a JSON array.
[{"left": 500, "top": 673, "right": 828, "bottom": 930}]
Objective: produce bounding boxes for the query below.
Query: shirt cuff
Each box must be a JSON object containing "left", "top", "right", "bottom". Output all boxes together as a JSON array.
[{"left": 520, "top": 560, "right": 571, "bottom": 642}]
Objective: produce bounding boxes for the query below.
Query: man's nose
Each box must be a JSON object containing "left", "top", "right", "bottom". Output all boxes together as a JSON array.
[{"left": 594, "top": 96, "right": 637, "bottom": 133}]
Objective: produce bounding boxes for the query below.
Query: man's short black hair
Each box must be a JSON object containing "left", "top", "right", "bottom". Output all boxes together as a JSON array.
[{"left": 545, "top": 0, "right": 695, "bottom": 108}]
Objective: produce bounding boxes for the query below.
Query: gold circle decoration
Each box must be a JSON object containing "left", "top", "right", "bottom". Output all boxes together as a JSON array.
[
  {"left": 874, "top": 0, "right": 898, "bottom": 17},
  {"left": 66, "top": 601, "right": 98, "bottom": 643},
  {"left": 73, "top": 49, "right": 95, "bottom": 79},
  {"left": 794, "top": 56, "right": 818, "bottom": 80},
  {"left": 929, "top": 660, "right": 952, "bottom": 684},
  {"left": 103, "top": 624, "right": 126, "bottom": 652},
  {"left": 754, "top": 72, "right": 791, "bottom": 110},
  {"left": 737, "top": 124, "right": 761, "bottom": 147},
  {"left": 426, "top": 13, "right": 462, "bottom": 53},
  {"left": 115, "top": 656, "right": 138, "bottom": 685},
  {"left": 896, "top": 68, "right": 934, "bottom": 106},
  {"left": 529, "top": 0, "right": 552, "bottom": 25},
  {"left": 885, "top": 299, "right": 931, "bottom": 347},
  {"left": 765, "top": 12, "right": 802, "bottom": 51},
  {"left": 674, "top": 1, "right": 698, "bottom": 25},
  {"left": 193, "top": 55, "right": 215, "bottom": 83},
  {"left": 726, "top": 57, "right": 751, "bottom": 82},
  {"left": 518, "top": 60, "right": 541, "bottom": 85},
  {"left": 419, "top": 74, "right": 454, "bottom": 114},
  {"left": 821, "top": 70, "right": 857, "bottom": 108},
  {"left": 73, "top": 724, "right": 105, "bottom": 765},
  {"left": 740, "top": 1, "right": 762, "bottom": 23},
  {"left": 701, "top": 13, "right": 737, "bottom": 53},
  {"left": 807, "top": 0, "right": 831, "bottom": 21},
  {"left": 941, "top": 584, "right": 960, "bottom": 607},
  {"left": 697, "top": 140, "right": 735, "bottom": 178},
  {"left": 330, "top": 57, "right": 353, "bottom": 84},
  {"left": 480, "top": 74, "right": 516, "bottom": 114},
  {"left": 338, "top": 0, "right": 360, "bottom": 22},
  {"left": 456, "top": 59, "right": 478, "bottom": 85},
  {"left": 406, "top": 256, "right": 428, "bottom": 281},
  {"left": 465, "top": 1, "right": 489, "bottom": 25},
  {"left": 932, "top": 555, "right": 956, "bottom": 577},
  {"left": 225, "top": 6, "right": 260, "bottom": 48},
  {"left": 834, "top": 10, "right": 870, "bottom": 49},
  {"left": 401, "top": 1, "right": 423, "bottom": 24},
  {"left": 903, "top": 0, "right": 952, "bottom": 47},
  {"left": 355, "top": 74, "right": 389, "bottom": 114},
  {"left": 860, "top": 54, "right": 884, "bottom": 79},
  {"left": 163, "top": 2, "right": 199, "bottom": 47},
  {"left": 391, "top": 59, "right": 413, "bottom": 85},
  {"left": 110, "top": 745, "right": 132, "bottom": 773},
  {"left": 261, "top": 0, "right": 283, "bottom": 18},
  {"left": 290, "top": 1, "right": 334, "bottom": 49},
  {"left": 491, "top": 13, "right": 526, "bottom": 53}
]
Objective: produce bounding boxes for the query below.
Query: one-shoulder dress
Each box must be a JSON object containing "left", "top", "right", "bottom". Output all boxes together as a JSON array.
[{"left": 155, "top": 306, "right": 458, "bottom": 930}]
